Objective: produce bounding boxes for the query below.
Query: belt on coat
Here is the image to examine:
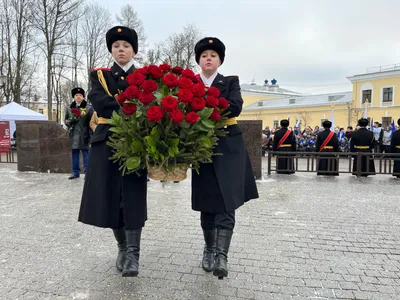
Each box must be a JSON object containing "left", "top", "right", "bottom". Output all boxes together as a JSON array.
[
  {"left": 279, "top": 144, "right": 292, "bottom": 147},
  {"left": 355, "top": 146, "right": 369, "bottom": 149},
  {"left": 322, "top": 146, "right": 333, "bottom": 149},
  {"left": 97, "top": 117, "right": 110, "bottom": 125},
  {"left": 396, "top": 146, "right": 400, "bottom": 149},
  {"left": 221, "top": 117, "right": 237, "bottom": 126}
]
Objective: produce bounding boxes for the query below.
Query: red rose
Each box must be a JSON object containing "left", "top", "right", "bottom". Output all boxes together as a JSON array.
[
  {"left": 207, "top": 87, "right": 221, "bottom": 98},
  {"left": 181, "top": 68, "right": 195, "bottom": 80},
  {"left": 186, "top": 112, "right": 200, "bottom": 124},
  {"left": 172, "top": 66, "right": 183, "bottom": 75},
  {"left": 127, "top": 72, "right": 145, "bottom": 86},
  {"left": 178, "top": 77, "right": 193, "bottom": 90},
  {"left": 162, "top": 73, "right": 179, "bottom": 88},
  {"left": 161, "top": 96, "right": 178, "bottom": 112},
  {"left": 141, "top": 80, "right": 158, "bottom": 93},
  {"left": 146, "top": 106, "right": 164, "bottom": 122},
  {"left": 117, "top": 93, "right": 126, "bottom": 104},
  {"left": 170, "top": 109, "right": 184, "bottom": 124},
  {"left": 218, "top": 97, "right": 229, "bottom": 109},
  {"left": 206, "top": 96, "right": 219, "bottom": 108},
  {"left": 122, "top": 103, "right": 137, "bottom": 116},
  {"left": 124, "top": 85, "right": 140, "bottom": 99},
  {"left": 177, "top": 89, "right": 193, "bottom": 104},
  {"left": 136, "top": 66, "right": 150, "bottom": 75},
  {"left": 138, "top": 92, "right": 154, "bottom": 105},
  {"left": 160, "top": 63, "right": 171, "bottom": 73},
  {"left": 191, "top": 97, "right": 206, "bottom": 111},
  {"left": 149, "top": 65, "right": 163, "bottom": 79},
  {"left": 71, "top": 108, "right": 81, "bottom": 117},
  {"left": 210, "top": 109, "right": 221, "bottom": 121},
  {"left": 192, "top": 82, "right": 206, "bottom": 97}
]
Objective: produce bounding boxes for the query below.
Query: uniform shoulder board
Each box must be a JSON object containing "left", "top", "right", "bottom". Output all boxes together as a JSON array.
[
  {"left": 92, "top": 67, "right": 111, "bottom": 71},
  {"left": 225, "top": 75, "right": 239, "bottom": 78}
]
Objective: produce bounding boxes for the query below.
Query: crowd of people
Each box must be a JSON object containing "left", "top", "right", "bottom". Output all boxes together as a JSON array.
[{"left": 262, "top": 122, "right": 400, "bottom": 155}]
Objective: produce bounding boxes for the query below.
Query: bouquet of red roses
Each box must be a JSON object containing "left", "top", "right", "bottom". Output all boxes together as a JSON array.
[
  {"left": 67, "top": 108, "right": 83, "bottom": 133},
  {"left": 107, "top": 64, "right": 229, "bottom": 181}
]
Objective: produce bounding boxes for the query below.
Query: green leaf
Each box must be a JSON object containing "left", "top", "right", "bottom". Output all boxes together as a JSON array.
[
  {"left": 197, "top": 135, "right": 212, "bottom": 148},
  {"left": 200, "top": 119, "right": 214, "bottom": 129},
  {"left": 109, "top": 127, "right": 122, "bottom": 133},
  {"left": 154, "top": 91, "right": 163, "bottom": 102},
  {"left": 198, "top": 107, "right": 213, "bottom": 119},
  {"left": 130, "top": 139, "right": 143, "bottom": 153},
  {"left": 163, "top": 85, "right": 171, "bottom": 95},
  {"left": 126, "top": 156, "right": 141, "bottom": 170},
  {"left": 195, "top": 122, "right": 210, "bottom": 132},
  {"left": 168, "top": 147, "right": 176, "bottom": 157},
  {"left": 168, "top": 138, "right": 179, "bottom": 147},
  {"left": 145, "top": 135, "right": 157, "bottom": 148},
  {"left": 135, "top": 110, "right": 143, "bottom": 118},
  {"left": 180, "top": 121, "right": 190, "bottom": 129},
  {"left": 112, "top": 110, "right": 121, "bottom": 121}
]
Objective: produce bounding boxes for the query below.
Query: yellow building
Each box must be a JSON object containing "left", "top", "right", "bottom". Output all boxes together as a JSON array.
[
  {"left": 240, "top": 92, "right": 352, "bottom": 129},
  {"left": 239, "top": 64, "right": 400, "bottom": 129},
  {"left": 347, "top": 64, "right": 400, "bottom": 128}
]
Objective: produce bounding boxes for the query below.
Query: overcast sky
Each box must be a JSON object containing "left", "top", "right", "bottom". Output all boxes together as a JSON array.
[{"left": 97, "top": 0, "right": 400, "bottom": 94}]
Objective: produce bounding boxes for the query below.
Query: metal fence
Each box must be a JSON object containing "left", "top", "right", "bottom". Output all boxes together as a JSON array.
[
  {"left": 266, "top": 151, "right": 400, "bottom": 177},
  {"left": 0, "top": 149, "right": 18, "bottom": 163}
]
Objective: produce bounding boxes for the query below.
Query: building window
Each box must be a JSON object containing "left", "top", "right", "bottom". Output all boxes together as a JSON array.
[
  {"left": 289, "top": 99, "right": 296, "bottom": 104},
  {"left": 382, "top": 117, "right": 392, "bottom": 128},
  {"left": 382, "top": 87, "right": 393, "bottom": 103},
  {"left": 273, "top": 120, "right": 279, "bottom": 129},
  {"left": 362, "top": 90, "right": 372, "bottom": 104},
  {"left": 38, "top": 109, "right": 44, "bottom": 114}
]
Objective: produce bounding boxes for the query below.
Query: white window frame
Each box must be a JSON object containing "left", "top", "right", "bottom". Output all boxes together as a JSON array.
[
  {"left": 381, "top": 86, "right": 394, "bottom": 107},
  {"left": 360, "top": 82, "right": 374, "bottom": 108}
]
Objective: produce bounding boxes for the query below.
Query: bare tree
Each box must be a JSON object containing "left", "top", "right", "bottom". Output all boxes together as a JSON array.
[
  {"left": 145, "top": 43, "right": 163, "bottom": 65},
  {"left": 81, "top": 3, "right": 111, "bottom": 90},
  {"left": 298, "top": 111, "right": 312, "bottom": 128},
  {"left": 350, "top": 108, "right": 364, "bottom": 125},
  {"left": 31, "top": 0, "right": 82, "bottom": 120},
  {"left": 116, "top": 4, "right": 147, "bottom": 63},
  {"left": 161, "top": 24, "right": 201, "bottom": 69},
  {"left": 0, "top": 0, "right": 37, "bottom": 105}
]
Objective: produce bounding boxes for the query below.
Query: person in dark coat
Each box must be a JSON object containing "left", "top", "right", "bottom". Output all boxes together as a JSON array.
[
  {"left": 316, "top": 120, "right": 339, "bottom": 176},
  {"left": 273, "top": 119, "right": 297, "bottom": 174},
  {"left": 64, "top": 88, "right": 93, "bottom": 179},
  {"left": 350, "top": 118, "right": 376, "bottom": 177},
  {"left": 390, "top": 118, "right": 400, "bottom": 178},
  {"left": 191, "top": 37, "right": 259, "bottom": 280},
  {"left": 78, "top": 26, "right": 147, "bottom": 278}
]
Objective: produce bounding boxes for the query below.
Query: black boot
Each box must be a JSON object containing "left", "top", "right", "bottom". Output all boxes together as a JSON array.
[
  {"left": 202, "top": 229, "right": 216, "bottom": 272},
  {"left": 122, "top": 229, "right": 142, "bottom": 277},
  {"left": 112, "top": 227, "right": 126, "bottom": 272},
  {"left": 213, "top": 229, "right": 233, "bottom": 280}
]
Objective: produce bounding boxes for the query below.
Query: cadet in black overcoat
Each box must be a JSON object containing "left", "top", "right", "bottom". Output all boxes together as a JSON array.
[
  {"left": 272, "top": 120, "right": 297, "bottom": 174},
  {"left": 315, "top": 120, "right": 339, "bottom": 176},
  {"left": 78, "top": 26, "right": 147, "bottom": 277},
  {"left": 350, "top": 118, "right": 376, "bottom": 177},
  {"left": 191, "top": 37, "right": 259, "bottom": 280},
  {"left": 390, "top": 118, "right": 400, "bottom": 178},
  {"left": 64, "top": 87, "right": 93, "bottom": 179}
]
